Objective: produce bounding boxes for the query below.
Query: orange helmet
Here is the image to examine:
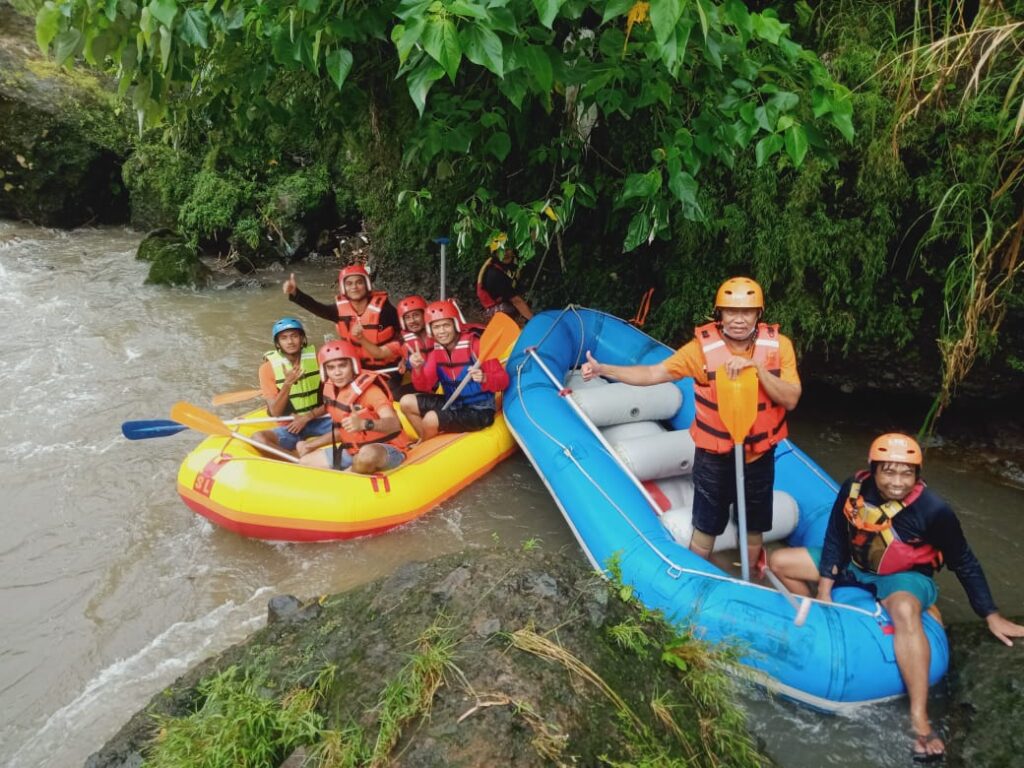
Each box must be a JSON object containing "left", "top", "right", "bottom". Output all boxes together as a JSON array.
[
  {"left": 869, "top": 433, "right": 922, "bottom": 466},
  {"left": 318, "top": 339, "right": 361, "bottom": 378},
  {"left": 338, "top": 264, "right": 371, "bottom": 294},
  {"left": 424, "top": 299, "right": 463, "bottom": 337},
  {"left": 715, "top": 277, "right": 764, "bottom": 310},
  {"left": 397, "top": 295, "right": 428, "bottom": 329}
]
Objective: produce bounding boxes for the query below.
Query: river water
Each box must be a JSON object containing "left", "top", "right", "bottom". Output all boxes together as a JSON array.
[{"left": 1, "top": 222, "right": 1021, "bottom": 768}]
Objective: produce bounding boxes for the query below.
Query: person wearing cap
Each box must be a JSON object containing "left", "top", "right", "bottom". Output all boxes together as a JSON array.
[
  {"left": 399, "top": 299, "right": 510, "bottom": 440},
  {"left": 769, "top": 433, "right": 1024, "bottom": 763},
  {"left": 295, "top": 339, "right": 410, "bottom": 474},
  {"left": 476, "top": 234, "right": 533, "bottom": 321},
  {"left": 252, "top": 317, "right": 332, "bottom": 454},
  {"left": 580, "top": 277, "right": 801, "bottom": 568},
  {"left": 282, "top": 266, "right": 402, "bottom": 373}
]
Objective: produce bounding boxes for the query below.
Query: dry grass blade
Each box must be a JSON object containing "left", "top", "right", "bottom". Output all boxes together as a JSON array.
[{"left": 508, "top": 628, "right": 645, "bottom": 733}]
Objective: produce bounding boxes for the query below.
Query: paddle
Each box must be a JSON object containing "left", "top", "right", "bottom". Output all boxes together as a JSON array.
[
  {"left": 169, "top": 402, "right": 300, "bottom": 463},
  {"left": 212, "top": 366, "right": 402, "bottom": 406},
  {"left": 122, "top": 415, "right": 295, "bottom": 441},
  {"left": 440, "top": 312, "right": 520, "bottom": 410},
  {"left": 715, "top": 364, "right": 759, "bottom": 582}
]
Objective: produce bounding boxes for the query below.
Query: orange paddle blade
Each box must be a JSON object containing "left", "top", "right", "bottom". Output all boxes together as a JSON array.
[
  {"left": 170, "top": 401, "right": 233, "bottom": 437},
  {"left": 211, "top": 388, "right": 263, "bottom": 406},
  {"left": 479, "top": 311, "right": 521, "bottom": 360},
  {"left": 715, "top": 365, "right": 758, "bottom": 445}
]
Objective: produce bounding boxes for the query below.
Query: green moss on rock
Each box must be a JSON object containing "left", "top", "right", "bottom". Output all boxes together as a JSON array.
[{"left": 137, "top": 231, "right": 207, "bottom": 287}]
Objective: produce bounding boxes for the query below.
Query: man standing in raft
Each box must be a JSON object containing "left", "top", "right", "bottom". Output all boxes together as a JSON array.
[
  {"left": 252, "top": 317, "right": 333, "bottom": 454},
  {"left": 770, "top": 433, "right": 1024, "bottom": 763},
  {"left": 580, "top": 277, "right": 801, "bottom": 569},
  {"left": 283, "top": 266, "right": 402, "bottom": 374},
  {"left": 295, "top": 340, "right": 409, "bottom": 474},
  {"left": 400, "top": 300, "right": 509, "bottom": 440}
]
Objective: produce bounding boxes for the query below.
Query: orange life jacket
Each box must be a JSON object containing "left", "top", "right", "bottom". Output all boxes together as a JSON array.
[
  {"left": 335, "top": 291, "right": 399, "bottom": 368},
  {"left": 322, "top": 373, "right": 410, "bottom": 456},
  {"left": 843, "top": 471, "right": 943, "bottom": 575},
  {"left": 690, "top": 321, "right": 789, "bottom": 455}
]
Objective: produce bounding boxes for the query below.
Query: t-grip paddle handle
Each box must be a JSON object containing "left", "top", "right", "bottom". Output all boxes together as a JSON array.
[{"left": 763, "top": 566, "right": 812, "bottom": 627}]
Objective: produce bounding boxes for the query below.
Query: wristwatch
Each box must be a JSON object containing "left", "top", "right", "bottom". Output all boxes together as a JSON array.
[{"left": 364, "top": 419, "right": 375, "bottom": 432}]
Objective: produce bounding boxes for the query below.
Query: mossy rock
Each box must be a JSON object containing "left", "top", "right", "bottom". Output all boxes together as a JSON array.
[
  {"left": 0, "top": 5, "right": 130, "bottom": 227},
  {"left": 86, "top": 548, "right": 769, "bottom": 768},
  {"left": 946, "top": 616, "right": 1024, "bottom": 767},
  {"left": 136, "top": 230, "right": 208, "bottom": 287}
]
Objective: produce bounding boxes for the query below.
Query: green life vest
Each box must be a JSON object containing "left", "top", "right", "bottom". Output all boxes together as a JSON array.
[{"left": 265, "top": 344, "right": 320, "bottom": 414}]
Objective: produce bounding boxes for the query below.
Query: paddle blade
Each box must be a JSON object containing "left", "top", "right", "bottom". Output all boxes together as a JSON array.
[
  {"left": 479, "top": 311, "right": 521, "bottom": 360},
  {"left": 211, "top": 388, "right": 263, "bottom": 406},
  {"left": 715, "top": 365, "right": 758, "bottom": 444},
  {"left": 121, "top": 419, "right": 188, "bottom": 440},
  {"left": 170, "top": 401, "right": 234, "bottom": 437}
]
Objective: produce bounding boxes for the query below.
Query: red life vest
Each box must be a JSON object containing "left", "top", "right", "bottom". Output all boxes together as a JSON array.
[
  {"left": 475, "top": 257, "right": 516, "bottom": 309},
  {"left": 335, "top": 291, "right": 399, "bottom": 368},
  {"left": 690, "top": 321, "right": 789, "bottom": 455},
  {"left": 843, "top": 471, "right": 943, "bottom": 575},
  {"left": 400, "top": 329, "right": 433, "bottom": 356},
  {"left": 322, "top": 373, "right": 410, "bottom": 456}
]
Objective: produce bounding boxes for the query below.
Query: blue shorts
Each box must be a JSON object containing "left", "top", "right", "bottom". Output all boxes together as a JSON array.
[
  {"left": 691, "top": 446, "right": 775, "bottom": 536},
  {"left": 321, "top": 443, "right": 405, "bottom": 472},
  {"left": 272, "top": 415, "right": 333, "bottom": 451},
  {"left": 807, "top": 546, "right": 938, "bottom": 609}
]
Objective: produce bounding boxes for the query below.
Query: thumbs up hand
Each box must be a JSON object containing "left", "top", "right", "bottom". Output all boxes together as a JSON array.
[
  {"left": 283, "top": 272, "right": 297, "bottom": 296},
  {"left": 580, "top": 350, "right": 601, "bottom": 381}
]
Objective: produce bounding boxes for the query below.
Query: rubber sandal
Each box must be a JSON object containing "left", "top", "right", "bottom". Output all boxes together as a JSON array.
[{"left": 911, "top": 730, "right": 945, "bottom": 764}]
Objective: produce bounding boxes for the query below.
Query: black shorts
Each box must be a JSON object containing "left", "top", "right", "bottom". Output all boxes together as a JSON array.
[
  {"left": 415, "top": 393, "right": 496, "bottom": 433},
  {"left": 691, "top": 446, "right": 776, "bottom": 536}
]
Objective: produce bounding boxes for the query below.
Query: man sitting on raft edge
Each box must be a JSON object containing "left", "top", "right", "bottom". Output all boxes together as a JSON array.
[{"left": 769, "top": 433, "right": 1024, "bottom": 764}]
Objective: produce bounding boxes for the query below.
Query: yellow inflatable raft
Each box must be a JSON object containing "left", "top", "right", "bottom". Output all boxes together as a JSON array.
[{"left": 176, "top": 408, "right": 516, "bottom": 541}]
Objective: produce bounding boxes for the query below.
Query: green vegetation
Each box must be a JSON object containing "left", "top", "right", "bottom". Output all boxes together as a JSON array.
[
  {"left": 26, "top": 0, "right": 1024, "bottom": 413},
  {"left": 145, "top": 665, "right": 332, "bottom": 768}
]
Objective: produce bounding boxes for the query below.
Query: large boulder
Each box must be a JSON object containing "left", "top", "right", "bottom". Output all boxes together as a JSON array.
[
  {"left": 85, "top": 548, "right": 770, "bottom": 768},
  {"left": 0, "top": 4, "right": 129, "bottom": 227}
]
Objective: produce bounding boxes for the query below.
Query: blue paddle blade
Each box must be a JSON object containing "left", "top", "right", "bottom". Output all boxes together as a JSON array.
[{"left": 121, "top": 419, "right": 188, "bottom": 440}]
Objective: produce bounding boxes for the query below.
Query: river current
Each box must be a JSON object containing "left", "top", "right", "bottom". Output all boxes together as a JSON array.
[{"left": 1, "top": 222, "right": 1021, "bottom": 767}]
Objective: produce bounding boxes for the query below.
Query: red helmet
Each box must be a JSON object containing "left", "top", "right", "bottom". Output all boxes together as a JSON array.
[
  {"left": 424, "top": 299, "right": 463, "bottom": 337},
  {"left": 869, "top": 433, "right": 923, "bottom": 466},
  {"left": 317, "top": 339, "right": 361, "bottom": 378},
  {"left": 338, "top": 264, "right": 371, "bottom": 294},
  {"left": 397, "top": 295, "right": 428, "bottom": 329}
]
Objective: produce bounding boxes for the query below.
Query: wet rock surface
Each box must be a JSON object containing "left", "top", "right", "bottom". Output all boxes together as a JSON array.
[
  {"left": 946, "top": 616, "right": 1024, "bottom": 767},
  {"left": 84, "top": 548, "right": 767, "bottom": 768},
  {"left": 0, "top": 5, "right": 129, "bottom": 227}
]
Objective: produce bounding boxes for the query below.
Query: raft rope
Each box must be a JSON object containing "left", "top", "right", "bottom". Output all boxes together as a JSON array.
[{"left": 512, "top": 305, "right": 882, "bottom": 622}]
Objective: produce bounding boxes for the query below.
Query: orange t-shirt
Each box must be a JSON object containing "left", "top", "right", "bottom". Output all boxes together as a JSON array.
[
  {"left": 258, "top": 360, "right": 282, "bottom": 400},
  {"left": 662, "top": 335, "right": 800, "bottom": 386}
]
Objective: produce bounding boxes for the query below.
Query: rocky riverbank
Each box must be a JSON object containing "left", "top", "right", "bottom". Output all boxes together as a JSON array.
[{"left": 84, "top": 548, "right": 771, "bottom": 768}]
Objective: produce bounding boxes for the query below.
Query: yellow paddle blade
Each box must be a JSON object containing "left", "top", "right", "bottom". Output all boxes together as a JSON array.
[
  {"left": 479, "top": 311, "right": 521, "bottom": 360},
  {"left": 715, "top": 365, "right": 758, "bottom": 445},
  {"left": 211, "top": 388, "right": 263, "bottom": 406},
  {"left": 170, "top": 401, "right": 233, "bottom": 437}
]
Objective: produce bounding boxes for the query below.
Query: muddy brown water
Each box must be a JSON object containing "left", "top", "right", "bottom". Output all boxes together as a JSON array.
[{"left": 2, "top": 221, "right": 1021, "bottom": 767}]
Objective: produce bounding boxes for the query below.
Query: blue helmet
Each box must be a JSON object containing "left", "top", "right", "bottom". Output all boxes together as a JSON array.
[{"left": 272, "top": 316, "right": 305, "bottom": 342}]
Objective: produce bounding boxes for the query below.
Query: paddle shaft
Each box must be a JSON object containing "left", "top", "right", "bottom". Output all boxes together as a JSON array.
[
  {"left": 734, "top": 445, "right": 751, "bottom": 582},
  {"left": 762, "top": 565, "right": 812, "bottom": 626}
]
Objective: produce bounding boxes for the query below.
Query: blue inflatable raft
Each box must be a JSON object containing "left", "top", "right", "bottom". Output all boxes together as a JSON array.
[{"left": 504, "top": 307, "right": 948, "bottom": 712}]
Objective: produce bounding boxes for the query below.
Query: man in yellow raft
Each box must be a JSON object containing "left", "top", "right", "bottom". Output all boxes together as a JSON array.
[{"left": 295, "top": 340, "right": 410, "bottom": 474}]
